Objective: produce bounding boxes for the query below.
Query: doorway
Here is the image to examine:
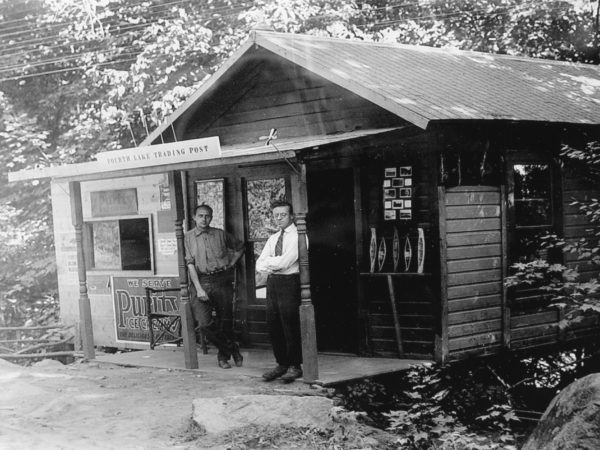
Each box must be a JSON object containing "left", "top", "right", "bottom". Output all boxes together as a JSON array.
[{"left": 307, "top": 168, "right": 358, "bottom": 353}]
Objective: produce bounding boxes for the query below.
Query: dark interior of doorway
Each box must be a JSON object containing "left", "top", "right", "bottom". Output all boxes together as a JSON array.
[{"left": 307, "top": 168, "right": 358, "bottom": 353}]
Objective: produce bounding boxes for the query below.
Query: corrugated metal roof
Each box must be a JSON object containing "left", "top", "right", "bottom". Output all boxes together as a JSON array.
[{"left": 255, "top": 31, "right": 600, "bottom": 129}]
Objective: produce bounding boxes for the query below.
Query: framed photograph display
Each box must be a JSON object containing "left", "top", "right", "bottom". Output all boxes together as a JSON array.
[
  {"left": 399, "top": 166, "right": 412, "bottom": 176},
  {"left": 392, "top": 178, "right": 404, "bottom": 187},
  {"left": 382, "top": 165, "right": 413, "bottom": 221},
  {"left": 384, "top": 188, "right": 397, "bottom": 200},
  {"left": 385, "top": 167, "right": 397, "bottom": 178}
]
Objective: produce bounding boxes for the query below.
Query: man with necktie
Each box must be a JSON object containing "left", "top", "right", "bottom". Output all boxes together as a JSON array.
[
  {"left": 184, "top": 204, "right": 244, "bottom": 369},
  {"left": 256, "top": 200, "right": 303, "bottom": 383}
]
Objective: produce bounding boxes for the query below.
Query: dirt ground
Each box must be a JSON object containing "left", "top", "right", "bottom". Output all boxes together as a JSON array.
[{"left": 0, "top": 357, "right": 337, "bottom": 450}]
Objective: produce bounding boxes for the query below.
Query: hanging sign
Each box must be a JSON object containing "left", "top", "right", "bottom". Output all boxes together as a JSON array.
[{"left": 96, "top": 136, "right": 221, "bottom": 170}]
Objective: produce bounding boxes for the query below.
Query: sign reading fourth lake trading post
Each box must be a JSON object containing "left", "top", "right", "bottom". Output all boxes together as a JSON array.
[
  {"left": 112, "top": 276, "right": 180, "bottom": 344},
  {"left": 96, "top": 136, "right": 221, "bottom": 170}
]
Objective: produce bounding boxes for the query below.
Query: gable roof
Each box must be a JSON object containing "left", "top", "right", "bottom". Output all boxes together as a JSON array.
[{"left": 143, "top": 30, "right": 600, "bottom": 145}]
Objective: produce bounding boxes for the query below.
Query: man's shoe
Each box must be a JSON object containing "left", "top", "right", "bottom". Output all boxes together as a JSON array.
[
  {"left": 280, "top": 366, "right": 303, "bottom": 383},
  {"left": 232, "top": 344, "right": 243, "bottom": 367},
  {"left": 218, "top": 360, "right": 232, "bottom": 369},
  {"left": 262, "top": 365, "right": 288, "bottom": 381}
]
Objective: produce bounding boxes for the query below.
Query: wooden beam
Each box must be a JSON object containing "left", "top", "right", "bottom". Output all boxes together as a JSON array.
[
  {"left": 169, "top": 171, "right": 198, "bottom": 369},
  {"left": 386, "top": 275, "right": 404, "bottom": 357},
  {"left": 435, "top": 186, "right": 449, "bottom": 364},
  {"left": 500, "top": 184, "right": 511, "bottom": 348},
  {"left": 69, "top": 181, "right": 95, "bottom": 360},
  {"left": 295, "top": 161, "right": 318, "bottom": 382}
]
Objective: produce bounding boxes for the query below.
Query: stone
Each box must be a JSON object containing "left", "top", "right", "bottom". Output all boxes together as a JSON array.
[
  {"left": 522, "top": 373, "right": 600, "bottom": 450},
  {"left": 192, "top": 394, "right": 334, "bottom": 434}
]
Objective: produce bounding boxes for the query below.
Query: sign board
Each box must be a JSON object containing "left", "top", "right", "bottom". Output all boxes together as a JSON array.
[
  {"left": 96, "top": 136, "right": 221, "bottom": 171},
  {"left": 90, "top": 188, "right": 138, "bottom": 217},
  {"left": 112, "top": 276, "right": 180, "bottom": 344}
]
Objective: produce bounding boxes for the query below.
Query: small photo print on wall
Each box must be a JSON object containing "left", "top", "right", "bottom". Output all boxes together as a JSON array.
[
  {"left": 392, "top": 199, "right": 404, "bottom": 209},
  {"left": 399, "top": 210, "right": 412, "bottom": 220},
  {"left": 399, "top": 188, "right": 412, "bottom": 198},
  {"left": 399, "top": 166, "right": 412, "bottom": 176},
  {"left": 383, "top": 179, "right": 391, "bottom": 188},
  {"left": 404, "top": 199, "right": 412, "bottom": 208},
  {"left": 384, "top": 188, "right": 397, "bottom": 199},
  {"left": 385, "top": 167, "right": 397, "bottom": 178},
  {"left": 385, "top": 201, "right": 392, "bottom": 209},
  {"left": 404, "top": 178, "right": 412, "bottom": 187},
  {"left": 392, "top": 178, "right": 404, "bottom": 187},
  {"left": 384, "top": 209, "right": 397, "bottom": 220}
]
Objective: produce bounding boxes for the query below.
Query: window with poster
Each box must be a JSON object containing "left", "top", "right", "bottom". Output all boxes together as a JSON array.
[
  {"left": 244, "top": 176, "right": 289, "bottom": 304},
  {"left": 84, "top": 216, "right": 153, "bottom": 271}
]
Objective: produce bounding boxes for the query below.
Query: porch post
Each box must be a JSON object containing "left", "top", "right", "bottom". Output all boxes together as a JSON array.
[
  {"left": 169, "top": 170, "right": 198, "bottom": 369},
  {"left": 296, "top": 161, "right": 318, "bottom": 382},
  {"left": 69, "top": 181, "right": 95, "bottom": 359}
]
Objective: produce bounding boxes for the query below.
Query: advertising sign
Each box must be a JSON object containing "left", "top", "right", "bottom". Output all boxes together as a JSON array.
[
  {"left": 96, "top": 136, "right": 221, "bottom": 171},
  {"left": 112, "top": 276, "right": 180, "bottom": 344}
]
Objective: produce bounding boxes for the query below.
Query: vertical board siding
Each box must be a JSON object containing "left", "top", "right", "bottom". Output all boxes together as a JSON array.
[{"left": 444, "top": 186, "right": 504, "bottom": 359}]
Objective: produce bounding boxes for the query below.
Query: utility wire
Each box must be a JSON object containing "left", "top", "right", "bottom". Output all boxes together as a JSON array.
[{"left": 0, "top": 0, "right": 586, "bottom": 81}]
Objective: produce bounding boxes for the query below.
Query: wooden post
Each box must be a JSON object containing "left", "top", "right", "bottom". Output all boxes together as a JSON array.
[
  {"left": 296, "top": 161, "right": 318, "bottom": 382},
  {"left": 386, "top": 275, "right": 404, "bottom": 357},
  {"left": 69, "top": 181, "right": 95, "bottom": 359},
  {"left": 500, "top": 185, "right": 511, "bottom": 349},
  {"left": 435, "top": 186, "right": 449, "bottom": 364},
  {"left": 169, "top": 171, "right": 198, "bottom": 369}
]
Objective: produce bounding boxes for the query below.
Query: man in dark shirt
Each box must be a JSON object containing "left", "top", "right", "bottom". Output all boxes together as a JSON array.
[{"left": 184, "top": 205, "right": 244, "bottom": 369}]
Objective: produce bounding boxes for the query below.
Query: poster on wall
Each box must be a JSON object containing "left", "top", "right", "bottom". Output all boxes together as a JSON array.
[
  {"left": 112, "top": 276, "right": 180, "bottom": 344},
  {"left": 383, "top": 165, "right": 413, "bottom": 220}
]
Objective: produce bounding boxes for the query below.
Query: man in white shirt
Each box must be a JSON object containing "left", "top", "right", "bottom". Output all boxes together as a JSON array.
[{"left": 256, "top": 200, "right": 302, "bottom": 383}]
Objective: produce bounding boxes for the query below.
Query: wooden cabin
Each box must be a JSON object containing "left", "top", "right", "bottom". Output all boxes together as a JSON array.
[{"left": 10, "top": 31, "right": 600, "bottom": 371}]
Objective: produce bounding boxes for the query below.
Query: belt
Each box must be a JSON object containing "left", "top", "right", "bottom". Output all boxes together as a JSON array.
[
  {"left": 198, "top": 267, "right": 231, "bottom": 277},
  {"left": 268, "top": 273, "right": 299, "bottom": 278}
]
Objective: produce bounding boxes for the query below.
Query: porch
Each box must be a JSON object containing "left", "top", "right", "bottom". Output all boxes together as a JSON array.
[{"left": 95, "top": 347, "right": 428, "bottom": 386}]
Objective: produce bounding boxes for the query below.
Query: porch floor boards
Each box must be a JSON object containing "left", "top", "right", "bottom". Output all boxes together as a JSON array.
[{"left": 95, "top": 347, "right": 429, "bottom": 386}]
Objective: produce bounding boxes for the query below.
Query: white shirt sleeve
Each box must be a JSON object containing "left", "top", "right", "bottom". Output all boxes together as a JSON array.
[{"left": 255, "top": 233, "right": 276, "bottom": 274}]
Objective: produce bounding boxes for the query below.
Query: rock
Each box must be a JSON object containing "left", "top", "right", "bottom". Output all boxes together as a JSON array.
[
  {"left": 522, "top": 373, "right": 600, "bottom": 450},
  {"left": 192, "top": 394, "right": 334, "bottom": 434}
]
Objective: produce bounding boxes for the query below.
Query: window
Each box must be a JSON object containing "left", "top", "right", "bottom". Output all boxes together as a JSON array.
[
  {"left": 245, "top": 177, "right": 287, "bottom": 302},
  {"left": 86, "top": 217, "right": 152, "bottom": 271},
  {"left": 512, "top": 163, "right": 554, "bottom": 262},
  {"left": 195, "top": 178, "right": 225, "bottom": 230}
]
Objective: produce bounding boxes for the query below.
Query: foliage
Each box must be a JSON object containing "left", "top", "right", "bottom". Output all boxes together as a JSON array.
[
  {"left": 505, "top": 141, "right": 600, "bottom": 326},
  {"left": 384, "top": 363, "right": 519, "bottom": 449}
]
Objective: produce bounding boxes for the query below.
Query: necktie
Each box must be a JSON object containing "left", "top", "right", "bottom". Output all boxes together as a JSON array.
[{"left": 275, "top": 231, "right": 284, "bottom": 256}]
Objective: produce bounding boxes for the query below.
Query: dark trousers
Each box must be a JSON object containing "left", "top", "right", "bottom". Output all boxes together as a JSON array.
[
  {"left": 190, "top": 273, "right": 235, "bottom": 361},
  {"left": 266, "top": 274, "right": 302, "bottom": 367}
]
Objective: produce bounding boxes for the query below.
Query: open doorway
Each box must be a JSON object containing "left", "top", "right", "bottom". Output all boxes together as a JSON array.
[{"left": 307, "top": 168, "right": 358, "bottom": 353}]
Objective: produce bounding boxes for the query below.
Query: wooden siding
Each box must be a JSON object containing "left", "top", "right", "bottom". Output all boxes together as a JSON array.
[
  {"left": 185, "top": 57, "right": 405, "bottom": 147},
  {"left": 443, "top": 186, "right": 505, "bottom": 360},
  {"left": 363, "top": 137, "right": 436, "bottom": 358},
  {"left": 510, "top": 164, "right": 600, "bottom": 350}
]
